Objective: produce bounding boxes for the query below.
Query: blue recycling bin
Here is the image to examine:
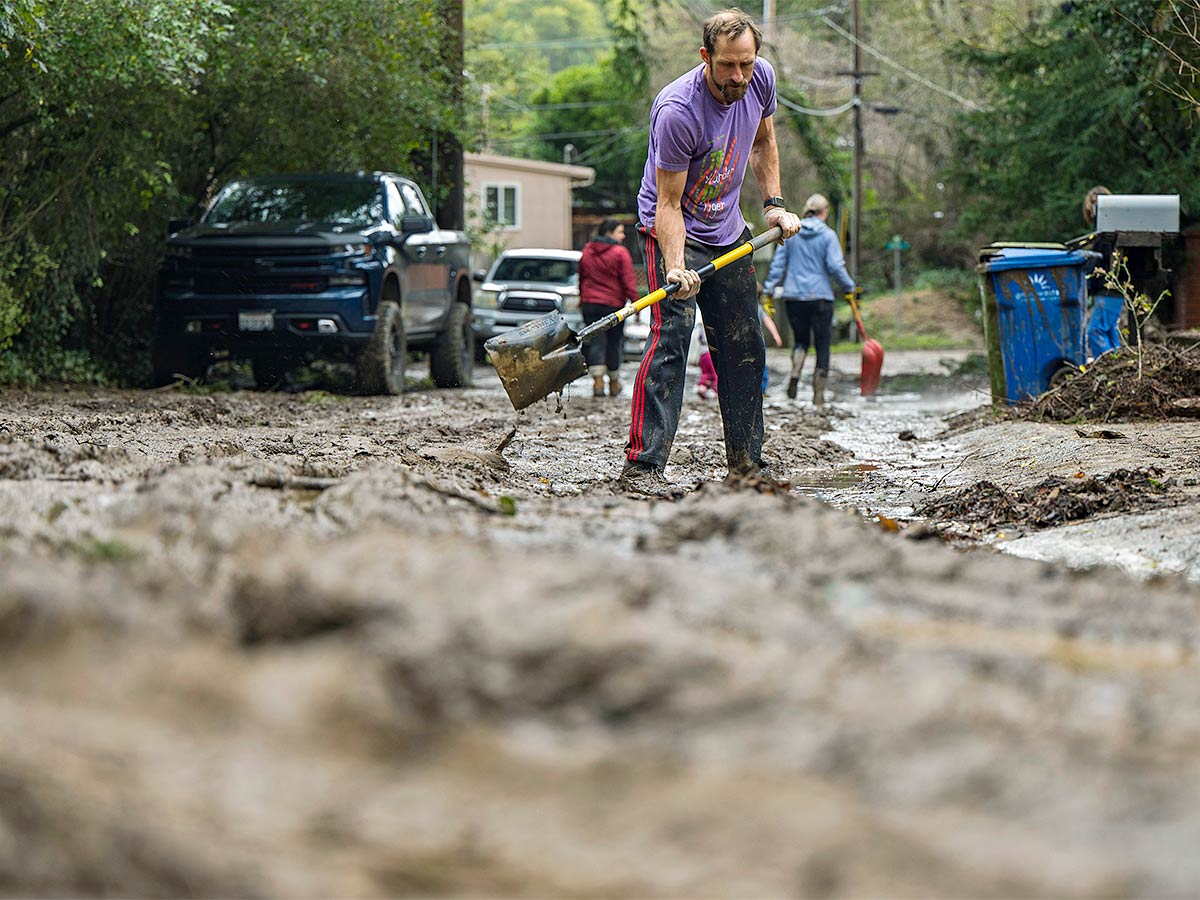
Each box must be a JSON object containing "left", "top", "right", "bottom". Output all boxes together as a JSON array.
[{"left": 978, "top": 247, "right": 1088, "bottom": 404}]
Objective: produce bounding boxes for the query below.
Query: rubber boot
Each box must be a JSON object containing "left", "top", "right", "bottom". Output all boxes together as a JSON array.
[
  {"left": 812, "top": 369, "right": 828, "bottom": 409},
  {"left": 786, "top": 349, "right": 806, "bottom": 400},
  {"left": 590, "top": 365, "right": 606, "bottom": 398}
]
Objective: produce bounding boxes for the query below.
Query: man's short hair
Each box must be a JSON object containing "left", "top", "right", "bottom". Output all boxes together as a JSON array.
[{"left": 703, "top": 8, "right": 763, "bottom": 55}]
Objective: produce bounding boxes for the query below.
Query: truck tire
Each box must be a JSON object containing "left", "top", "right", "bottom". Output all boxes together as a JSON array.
[
  {"left": 152, "top": 338, "right": 209, "bottom": 387},
  {"left": 430, "top": 300, "right": 474, "bottom": 388},
  {"left": 355, "top": 300, "right": 406, "bottom": 395}
]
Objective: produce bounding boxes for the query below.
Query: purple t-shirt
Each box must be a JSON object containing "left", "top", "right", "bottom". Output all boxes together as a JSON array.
[{"left": 637, "top": 58, "right": 777, "bottom": 247}]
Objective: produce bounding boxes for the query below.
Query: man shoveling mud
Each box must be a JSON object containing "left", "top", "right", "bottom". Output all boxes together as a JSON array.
[{"left": 619, "top": 8, "right": 801, "bottom": 497}]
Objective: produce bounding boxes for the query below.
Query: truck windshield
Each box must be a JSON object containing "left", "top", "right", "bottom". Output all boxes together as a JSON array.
[
  {"left": 493, "top": 257, "right": 578, "bottom": 284},
  {"left": 204, "top": 179, "right": 383, "bottom": 227}
]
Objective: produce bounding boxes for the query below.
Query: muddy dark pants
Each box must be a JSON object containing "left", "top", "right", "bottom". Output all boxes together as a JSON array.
[
  {"left": 627, "top": 226, "right": 764, "bottom": 474},
  {"left": 784, "top": 298, "right": 834, "bottom": 371},
  {"left": 582, "top": 302, "right": 624, "bottom": 373}
]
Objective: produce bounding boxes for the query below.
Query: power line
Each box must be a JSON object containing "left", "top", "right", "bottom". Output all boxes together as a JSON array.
[
  {"left": 474, "top": 36, "right": 611, "bottom": 51},
  {"left": 488, "top": 126, "right": 636, "bottom": 143},
  {"left": 777, "top": 95, "right": 859, "bottom": 117},
  {"left": 817, "top": 14, "right": 985, "bottom": 111},
  {"left": 492, "top": 95, "right": 640, "bottom": 113}
]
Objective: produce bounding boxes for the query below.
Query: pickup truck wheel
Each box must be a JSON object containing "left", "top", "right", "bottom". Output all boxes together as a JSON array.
[
  {"left": 152, "top": 338, "right": 209, "bottom": 387},
  {"left": 430, "top": 301, "right": 474, "bottom": 388},
  {"left": 355, "top": 300, "right": 406, "bottom": 395}
]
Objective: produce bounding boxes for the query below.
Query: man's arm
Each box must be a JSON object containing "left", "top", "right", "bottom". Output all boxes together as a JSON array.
[
  {"left": 655, "top": 166, "right": 701, "bottom": 299},
  {"left": 749, "top": 115, "right": 801, "bottom": 240}
]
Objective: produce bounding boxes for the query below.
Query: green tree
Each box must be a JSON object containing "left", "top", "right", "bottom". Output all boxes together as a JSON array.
[
  {"left": 517, "top": 55, "right": 648, "bottom": 209},
  {"left": 951, "top": 0, "right": 1199, "bottom": 242}
]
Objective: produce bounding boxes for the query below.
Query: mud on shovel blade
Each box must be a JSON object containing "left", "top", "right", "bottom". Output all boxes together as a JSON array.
[
  {"left": 486, "top": 226, "right": 784, "bottom": 411},
  {"left": 485, "top": 311, "right": 585, "bottom": 411}
]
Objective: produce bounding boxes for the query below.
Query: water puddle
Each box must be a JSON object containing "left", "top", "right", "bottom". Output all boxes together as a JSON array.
[
  {"left": 789, "top": 463, "right": 877, "bottom": 501},
  {"left": 792, "top": 384, "right": 986, "bottom": 516}
]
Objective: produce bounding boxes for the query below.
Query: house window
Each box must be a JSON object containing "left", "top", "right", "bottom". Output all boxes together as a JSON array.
[{"left": 484, "top": 183, "right": 519, "bottom": 229}]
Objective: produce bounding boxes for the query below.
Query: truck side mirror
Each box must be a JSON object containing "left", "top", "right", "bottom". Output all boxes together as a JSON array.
[
  {"left": 472, "top": 270, "right": 487, "bottom": 282},
  {"left": 168, "top": 217, "right": 195, "bottom": 234},
  {"left": 400, "top": 214, "right": 435, "bottom": 234}
]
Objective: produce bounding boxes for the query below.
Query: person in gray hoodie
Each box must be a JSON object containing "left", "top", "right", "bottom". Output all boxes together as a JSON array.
[{"left": 762, "top": 192, "right": 854, "bottom": 407}]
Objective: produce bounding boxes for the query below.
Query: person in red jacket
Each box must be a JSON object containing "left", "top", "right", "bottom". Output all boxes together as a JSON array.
[{"left": 578, "top": 219, "right": 638, "bottom": 397}]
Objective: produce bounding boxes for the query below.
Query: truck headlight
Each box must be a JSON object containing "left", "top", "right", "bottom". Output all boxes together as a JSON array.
[
  {"left": 562, "top": 291, "right": 581, "bottom": 312},
  {"left": 166, "top": 245, "right": 191, "bottom": 259},
  {"left": 475, "top": 289, "right": 500, "bottom": 309}
]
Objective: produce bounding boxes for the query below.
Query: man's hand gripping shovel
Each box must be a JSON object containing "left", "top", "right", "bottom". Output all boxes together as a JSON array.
[{"left": 485, "top": 227, "right": 784, "bottom": 411}]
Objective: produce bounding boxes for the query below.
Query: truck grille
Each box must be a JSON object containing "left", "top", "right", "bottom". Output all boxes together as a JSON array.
[
  {"left": 501, "top": 293, "right": 559, "bottom": 313},
  {"left": 195, "top": 272, "right": 328, "bottom": 294},
  {"left": 192, "top": 243, "right": 326, "bottom": 259}
]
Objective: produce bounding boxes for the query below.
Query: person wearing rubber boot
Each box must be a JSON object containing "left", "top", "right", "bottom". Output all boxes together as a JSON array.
[
  {"left": 578, "top": 219, "right": 638, "bottom": 397},
  {"left": 619, "top": 8, "right": 801, "bottom": 497},
  {"left": 762, "top": 192, "right": 854, "bottom": 408}
]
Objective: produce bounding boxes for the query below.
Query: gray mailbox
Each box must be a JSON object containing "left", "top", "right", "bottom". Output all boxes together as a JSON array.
[{"left": 1096, "top": 194, "right": 1180, "bottom": 234}]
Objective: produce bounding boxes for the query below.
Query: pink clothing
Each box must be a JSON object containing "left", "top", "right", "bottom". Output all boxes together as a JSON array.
[{"left": 698, "top": 350, "right": 718, "bottom": 394}]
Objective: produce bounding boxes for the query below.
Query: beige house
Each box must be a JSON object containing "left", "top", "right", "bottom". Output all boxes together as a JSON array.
[{"left": 464, "top": 152, "right": 594, "bottom": 268}]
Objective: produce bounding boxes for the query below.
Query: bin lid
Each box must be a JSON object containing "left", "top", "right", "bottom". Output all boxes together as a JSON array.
[{"left": 982, "top": 247, "right": 1088, "bottom": 273}]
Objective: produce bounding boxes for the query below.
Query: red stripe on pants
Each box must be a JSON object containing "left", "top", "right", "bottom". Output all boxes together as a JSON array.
[{"left": 629, "top": 234, "right": 661, "bottom": 459}]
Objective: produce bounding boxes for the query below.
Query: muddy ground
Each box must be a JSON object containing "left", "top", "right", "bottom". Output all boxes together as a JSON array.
[{"left": 3, "top": 352, "right": 1200, "bottom": 898}]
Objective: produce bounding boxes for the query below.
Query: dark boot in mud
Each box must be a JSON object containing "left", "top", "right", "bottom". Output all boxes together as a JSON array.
[
  {"left": 812, "top": 369, "right": 828, "bottom": 409},
  {"left": 786, "top": 349, "right": 806, "bottom": 400},
  {"left": 618, "top": 462, "right": 686, "bottom": 499}
]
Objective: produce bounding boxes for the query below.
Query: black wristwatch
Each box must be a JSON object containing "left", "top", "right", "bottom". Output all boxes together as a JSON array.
[{"left": 763, "top": 196, "right": 785, "bottom": 209}]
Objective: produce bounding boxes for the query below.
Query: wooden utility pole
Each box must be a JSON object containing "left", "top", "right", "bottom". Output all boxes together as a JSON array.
[
  {"left": 438, "top": 0, "right": 465, "bottom": 230},
  {"left": 851, "top": 0, "right": 863, "bottom": 287},
  {"left": 763, "top": 0, "right": 776, "bottom": 43}
]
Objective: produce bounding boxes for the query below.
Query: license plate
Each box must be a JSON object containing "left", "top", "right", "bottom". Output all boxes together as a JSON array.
[{"left": 238, "top": 311, "right": 274, "bottom": 332}]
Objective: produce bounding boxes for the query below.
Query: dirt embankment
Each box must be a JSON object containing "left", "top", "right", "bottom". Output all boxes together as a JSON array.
[{"left": 3, "top": 384, "right": 1200, "bottom": 897}]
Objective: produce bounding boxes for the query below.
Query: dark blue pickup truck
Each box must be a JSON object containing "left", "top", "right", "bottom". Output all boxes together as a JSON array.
[{"left": 155, "top": 172, "right": 473, "bottom": 393}]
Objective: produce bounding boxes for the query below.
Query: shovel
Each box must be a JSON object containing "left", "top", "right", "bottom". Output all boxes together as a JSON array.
[
  {"left": 486, "top": 226, "right": 783, "bottom": 411},
  {"left": 845, "top": 288, "right": 884, "bottom": 395}
]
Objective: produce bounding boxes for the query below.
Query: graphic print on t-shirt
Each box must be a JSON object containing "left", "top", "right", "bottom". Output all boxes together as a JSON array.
[{"left": 686, "top": 133, "right": 741, "bottom": 221}]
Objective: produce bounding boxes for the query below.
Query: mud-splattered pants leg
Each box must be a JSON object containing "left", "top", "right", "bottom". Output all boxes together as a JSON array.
[{"left": 627, "top": 227, "right": 765, "bottom": 474}]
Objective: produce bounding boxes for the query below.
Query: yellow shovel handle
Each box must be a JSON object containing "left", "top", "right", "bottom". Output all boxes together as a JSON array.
[{"left": 615, "top": 226, "right": 785, "bottom": 323}]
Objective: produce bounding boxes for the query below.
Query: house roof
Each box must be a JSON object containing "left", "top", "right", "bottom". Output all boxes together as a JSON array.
[{"left": 465, "top": 152, "right": 595, "bottom": 188}]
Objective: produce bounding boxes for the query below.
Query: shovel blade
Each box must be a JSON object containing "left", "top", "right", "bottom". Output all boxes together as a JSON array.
[
  {"left": 485, "top": 311, "right": 588, "bottom": 410},
  {"left": 861, "top": 339, "right": 884, "bottom": 395}
]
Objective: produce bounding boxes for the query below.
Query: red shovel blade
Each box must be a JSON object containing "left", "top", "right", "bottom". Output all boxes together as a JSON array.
[{"left": 860, "top": 338, "right": 884, "bottom": 395}]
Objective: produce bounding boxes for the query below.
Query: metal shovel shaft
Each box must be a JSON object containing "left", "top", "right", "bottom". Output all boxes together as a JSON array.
[
  {"left": 487, "top": 227, "right": 783, "bottom": 411},
  {"left": 574, "top": 226, "right": 784, "bottom": 345}
]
